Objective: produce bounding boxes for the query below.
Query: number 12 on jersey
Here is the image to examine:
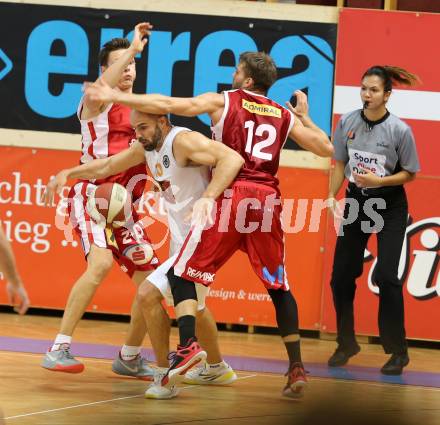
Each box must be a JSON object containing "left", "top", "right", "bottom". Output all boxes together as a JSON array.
[{"left": 244, "top": 120, "right": 276, "bottom": 161}]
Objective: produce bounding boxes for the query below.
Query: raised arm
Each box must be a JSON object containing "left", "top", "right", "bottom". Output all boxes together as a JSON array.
[
  {"left": 286, "top": 90, "right": 334, "bottom": 157},
  {"left": 82, "top": 22, "right": 152, "bottom": 117},
  {"left": 85, "top": 81, "right": 225, "bottom": 117},
  {"left": 43, "top": 143, "right": 146, "bottom": 205}
]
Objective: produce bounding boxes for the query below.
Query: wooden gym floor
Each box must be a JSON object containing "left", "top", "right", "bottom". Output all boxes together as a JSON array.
[{"left": 0, "top": 313, "right": 439, "bottom": 425}]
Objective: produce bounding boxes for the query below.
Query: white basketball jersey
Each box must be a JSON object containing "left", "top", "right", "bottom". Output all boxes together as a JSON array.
[{"left": 145, "top": 127, "right": 210, "bottom": 256}]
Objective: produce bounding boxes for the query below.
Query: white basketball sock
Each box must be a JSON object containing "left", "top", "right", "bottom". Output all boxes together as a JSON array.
[
  {"left": 121, "top": 345, "right": 141, "bottom": 361},
  {"left": 51, "top": 334, "right": 72, "bottom": 351}
]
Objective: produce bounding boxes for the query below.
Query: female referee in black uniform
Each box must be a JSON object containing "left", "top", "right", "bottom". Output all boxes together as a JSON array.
[{"left": 327, "top": 66, "right": 420, "bottom": 375}]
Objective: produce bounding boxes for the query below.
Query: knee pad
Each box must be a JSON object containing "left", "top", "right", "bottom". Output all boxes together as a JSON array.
[{"left": 166, "top": 268, "right": 197, "bottom": 305}]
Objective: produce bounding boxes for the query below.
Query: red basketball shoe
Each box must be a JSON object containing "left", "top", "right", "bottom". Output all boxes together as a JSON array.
[
  {"left": 161, "top": 337, "right": 207, "bottom": 388},
  {"left": 282, "top": 362, "right": 307, "bottom": 399}
]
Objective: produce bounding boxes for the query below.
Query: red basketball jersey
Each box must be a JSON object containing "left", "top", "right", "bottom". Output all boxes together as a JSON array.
[
  {"left": 77, "top": 99, "right": 146, "bottom": 200},
  {"left": 211, "top": 89, "right": 294, "bottom": 190}
]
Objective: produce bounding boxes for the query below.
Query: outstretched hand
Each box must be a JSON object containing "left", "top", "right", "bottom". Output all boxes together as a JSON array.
[
  {"left": 83, "top": 79, "right": 116, "bottom": 104},
  {"left": 42, "top": 171, "right": 68, "bottom": 206},
  {"left": 130, "top": 22, "right": 153, "bottom": 54},
  {"left": 186, "top": 197, "right": 215, "bottom": 229},
  {"left": 286, "top": 90, "right": 309, "bottom": 118}
]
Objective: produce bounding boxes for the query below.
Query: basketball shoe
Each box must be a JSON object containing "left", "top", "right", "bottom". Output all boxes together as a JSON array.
[
  {"left": 183, "top": 361, "right": 237, "bottom": 385},
  {"left": 161, "top": 337, "right": 207, "bottom": 388},
  {"left": 282, "top": 362, "right": 307, "bottom": 399},
  {"left": 41, "top": 344, "right": 84, "bottom": 373},
  {"left": 145, "top": 368, "right": 179, "bottom": 400},
  {"left": 112, "top": 352, "right": 155, "bottom": 380}
]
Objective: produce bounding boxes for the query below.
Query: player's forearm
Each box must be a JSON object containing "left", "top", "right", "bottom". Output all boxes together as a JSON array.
[
  {"left": 378, "top": 170, "right": 416, "bottom": 187},
  {"left": 66, "top": 159, "right": 113, "bottom": 181},
  {"left": 315, "top": 134, "right": 334, "bottom": 157},
  {"left": 300, "top": 115, "right": 330, "bottom": 142},
  {"left": 113, "top": 92, "right": 173, "bottom": 115},
  {"left": 0, "top": 230, "right": 22, "bottom": 286},
  {"left": 299, "top": 116, "right": 333, "bottom": 157},
  {"left": 113, "top": 92, "right": 212, "bottom": 117},
  {"left": 329, "top": 161, "right": 346, "bottom": 198},
  {"left": 295, "top": 127, "right": 333, "bottom": 158},
  {"left": 298, "top": 114, "right": 322, "bottom": 133},
  {"left": 202, "top": 156, "right": 244, "bottom": 199},
  {"left": 100, "top": 47, "right": 138, "bottom": 88}
]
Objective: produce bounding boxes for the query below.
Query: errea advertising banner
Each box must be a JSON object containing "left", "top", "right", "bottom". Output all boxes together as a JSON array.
[{"left": 0, "top": 1, "right": 336, "bottom": 145}]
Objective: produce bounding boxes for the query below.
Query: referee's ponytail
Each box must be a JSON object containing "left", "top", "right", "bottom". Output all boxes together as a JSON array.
[{"left": 362, "top": 66, "right": 420, "bottom": 92}]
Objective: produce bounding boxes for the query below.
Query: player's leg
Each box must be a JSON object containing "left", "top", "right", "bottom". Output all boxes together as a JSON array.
[
  {"left": 243, "top": 185, "right": 307, "bottom": 398},
  {"left": 267, "top": 288, "right": 307, "bottom": 398},
  {"left": 161, "top": 267, "right": 202, "bottom": 387},
  {"left": 41, "top": 244, "right": 114, "bottom": 373},
  {"left": 247, "top": 239, "right": 307, "bottom": 398},
  {"left": 125, "top": 270, "right": 149, "bottom": 350},
  {"left": 111, "top": 217, "right": 161, "bottom": 379},
  {"left": 110, "top": 270, "right": 156, "bottom": 380},
  {"left": 137, "top": 282, "right": 171, "bottom": 368},
  {"left": 143, "top": 256, "right": 198, "bottom": 399},
  {"left": 183, "top": 302, "right": 237, "bottom": 385},
  {"left": 59, "top": 245, "right": 113, "bottom": 336},
  {"left": 136, "top": 259, "right": 174, "bottom": 369},
  {"left": 164, "top": 200, "right": 241, "bottom": 389},
  {"left": 196, "top": 306, "right": 221, "bottom": 364},
  {"left": 42, "top": 182, "right": 114, "bottom": 372}
]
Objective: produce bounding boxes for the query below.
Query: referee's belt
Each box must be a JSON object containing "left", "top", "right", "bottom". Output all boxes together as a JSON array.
[{"left": 347, "top": 182, "right": 403, "bottom": 197}]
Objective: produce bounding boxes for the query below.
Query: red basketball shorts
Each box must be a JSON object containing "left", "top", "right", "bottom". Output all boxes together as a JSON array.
[
  {"left": 173, "top": 181, "right": 289, "bottom": 291},
  {"left": 67, "top": 182, "right": 159, "bottom": 277}
]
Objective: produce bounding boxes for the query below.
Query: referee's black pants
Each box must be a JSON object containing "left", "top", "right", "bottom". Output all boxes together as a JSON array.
[{"left": 330, "top": 184, "right": 408, "bottom": 355}]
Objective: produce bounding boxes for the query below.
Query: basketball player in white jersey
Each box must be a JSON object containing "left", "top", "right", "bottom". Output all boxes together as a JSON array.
[
  {"left": 45, "top": 110, "right": 244, "bottom": 398},
  {"left": 41, "top": 23, "right": 162, "bottom": 378}
]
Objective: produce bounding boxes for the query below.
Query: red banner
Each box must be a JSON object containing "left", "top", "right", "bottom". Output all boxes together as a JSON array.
[
  {"left": 0, "top": 146, "right": 170, "bottom": 314},
  {"left": 1, "top": 146, "right": 329, "bottom": 329}
]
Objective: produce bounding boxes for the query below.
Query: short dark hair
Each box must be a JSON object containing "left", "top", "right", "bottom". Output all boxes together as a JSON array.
[
  {"left": 98, "top": 38, "right": 130, "bottom": 67},
  {"left": 239, "top": 51, "right": 277, "bottom": 93}
]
